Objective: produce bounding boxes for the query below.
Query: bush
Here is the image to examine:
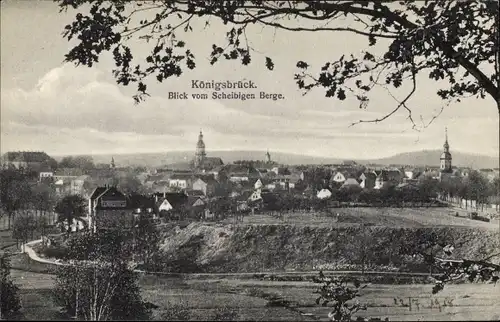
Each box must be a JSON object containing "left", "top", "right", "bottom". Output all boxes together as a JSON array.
[
  {"left": 1, "top": 256, "right": 21, "bottom": 318},
  {"left": 40, "top": 245, "right": 68, "bottom": 259},
  {"left": 469, "top": 212, "right": 478, "bottom": 219},
  {"left": 474, "top": 215, "right": 490, "bottom": 222}
]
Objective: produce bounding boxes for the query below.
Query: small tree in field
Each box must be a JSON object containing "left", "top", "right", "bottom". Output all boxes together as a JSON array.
[
  {"left": 313, "top": 271, "right": 388, "bottom": 322},
  {"left": 54, "top": 262, "right": 150, "bottom": 321},
  {"left": 53, "top": 229, "right": 152, "bottom": 321},
  {"left": 0, "top": 256, "right": 21, "bottom": 319}
]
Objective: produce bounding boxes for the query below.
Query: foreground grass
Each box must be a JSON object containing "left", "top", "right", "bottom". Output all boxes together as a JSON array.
[{"left": 9, "top": 267, "right": 500, "bottom": 321}]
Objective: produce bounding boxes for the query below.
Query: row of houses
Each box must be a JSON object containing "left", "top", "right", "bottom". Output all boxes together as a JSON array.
[
  {"left": 85, "top": 184, "right": 268, "bottom": 231},
  {"left": 319, "top": 165, "right": 499, "bottom": 191},
  {"left": 145, "top": 164, "right": 303, "bottom": 195}
]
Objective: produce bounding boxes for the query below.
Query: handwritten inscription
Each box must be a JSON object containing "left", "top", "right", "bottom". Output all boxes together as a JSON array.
[{"left": 393, "top": 297, "right": 455, "bottom": 312}]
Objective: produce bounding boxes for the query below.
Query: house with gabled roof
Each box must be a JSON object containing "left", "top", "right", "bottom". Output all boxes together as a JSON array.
[
  {"left": 208, "top": 165, "right": 226, "bottom": 179},
  {"left": 331, "top": 171, "right": 348, "bottom": 184},
  {"left": 235, "top": 190, "right": 260, "bottom": 212},
  {"left": 229, "top": 172, "right": 250, "bottom": 182},
  {"left": 189, "top": 196, "right": 206, "bottom": 208},
  {"left": 155, "top": 192, "right": 189, "bottom": 212},
  {"left": 374, "top": 169, "right": 403, "bottom": 189},
  {"left": 128, "top": 194, "right": 157, "bottom": 218},
  {"left": 341, "top": 178, "right": 360, "bottom": 189},
  {"left": 359, "top": 172, "right": 376, "bottom": 189},
  {"left": 88, "top": 185, "right": 132, "bottom": 232},
  {"left": 169, "top": 173, "right": 194, "bottom": 190},
  {"left": 271, "top": 167, "right": 291, "bottom": 175},
  {"left": 192, "top": 175, "right": 219, "bottom": 196}
]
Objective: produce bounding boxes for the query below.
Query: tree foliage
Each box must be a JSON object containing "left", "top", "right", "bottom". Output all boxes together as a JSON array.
[
  {"left": 430, "top": 247, "right": 500, "bottom": 295},
  {"left": 31, "top": 182, "right": 57, "bottom": 214},
  {"left": 12, "top": 213, "right": 38, "bottom": 249},
  {"left": 55, "top": 194, "right": 87, "bottom": 234},
  {"left": 65, "top": 230, "right": 133, "bottom": 262},
  {"left": 53, "top": 262, "right": 150, "bottom": 320},
  {"left": 111, "top": 173, "right": 149, "bottom": 195},
  {"left": 133, "top": 215, "right": 161, "bottom": 270},
  {"left": 463, "top": 170, "right": 490, "bottom": 205},
  {"left": 57, "top": 0, "right": 499, "bottom": 125},
  {"left": 313, "top": 271, "right": 388, "bottom": 322},
  {"left": 0, "top": 256, "right": 21, "bottom": 319},
  {"left": 0, "top": 169, "right": 32, "bottom": 229},
  {"left": 54, "top": 228, "right": 152, "bottom": 320},
  {"left": 58, "top": 156, "right": 95, "bottom": 170}
]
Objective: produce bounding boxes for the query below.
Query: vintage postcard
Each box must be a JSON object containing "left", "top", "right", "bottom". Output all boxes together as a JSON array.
[{"left": 0, "top": 0, "right": 499, "bottom": 321}]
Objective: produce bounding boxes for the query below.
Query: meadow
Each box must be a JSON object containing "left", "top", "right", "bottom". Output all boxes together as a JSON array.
[
  {"left": 10, "top": 268, "right": 500, "bottom": 321},
  {"left": 221, "top": 207, "right": 498, "bottom": 229}
]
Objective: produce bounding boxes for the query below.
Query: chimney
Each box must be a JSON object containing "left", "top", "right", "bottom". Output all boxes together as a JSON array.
[
  {"left": 163, "top": 192, "right": 166, "bottom": 198},
  {"left": 155, "top": 194, "right": 158, "bottom": 203}
]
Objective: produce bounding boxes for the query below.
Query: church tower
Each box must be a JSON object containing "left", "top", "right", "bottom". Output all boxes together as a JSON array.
[
  {"left": 440, "top": 127, "right": 452, "bottom": 173},
  {"left": 110, "top": 157, "right": 116, "bottom": 169},
  {"left": 194, "top": 130, "right": 206, "bottom": 169},
  {"left": 266, "top": 150, "right": 271, "bottom": 163}
]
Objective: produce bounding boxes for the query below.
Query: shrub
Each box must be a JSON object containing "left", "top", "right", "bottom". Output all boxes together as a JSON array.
[
  {"left": 40, "top": 245, "right": 68, "bottom": 260},
  {"left": 313, "top": 271, "right": 389, "bottom": 321},
  {"left": 0, "top": 256, "right": 21, "bottom": 318}
]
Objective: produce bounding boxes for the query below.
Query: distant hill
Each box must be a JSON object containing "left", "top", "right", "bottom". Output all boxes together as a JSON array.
[
  {"left": 77, "top": 150, "right": 343, "bottom": 168},
  {"left": 54, "top": 149, "right": 498, "bottom": 169},
  {"left": 360, "top": 150, "right": 499, "bottom": 169}
]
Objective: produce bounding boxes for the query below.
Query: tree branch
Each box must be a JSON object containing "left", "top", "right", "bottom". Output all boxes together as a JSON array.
[{"left": 350, "top": 62, "right": 417, "bottom": 127}]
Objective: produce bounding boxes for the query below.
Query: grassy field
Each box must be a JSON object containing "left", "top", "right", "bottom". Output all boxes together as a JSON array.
[
  {"left": 10, "top": 267, "right": 500, "bottom": 321},
  {"left": 142, "top": 276, "right": 500, "bottom": 321},
  {"left": 220, "top": 207, "right": 498, "bottom": 229}
]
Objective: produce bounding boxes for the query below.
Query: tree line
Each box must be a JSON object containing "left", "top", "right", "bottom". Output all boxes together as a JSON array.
[
  {"left": 437, "top": 171, "right": 500, "bottom": 211},
  {"left": 0, "top": 169, "right": 57, "bottom": 230}
]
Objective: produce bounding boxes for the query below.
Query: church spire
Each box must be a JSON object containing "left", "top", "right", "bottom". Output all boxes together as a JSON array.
[
  {"left": 195, "top": 129, "right": 206, "bottom": 169},
  {"left": 443, "top": 127, "right": 449, "bottom": 152},
  {"left": 440, "top": 127, "right": 452, "bottom": 173}
]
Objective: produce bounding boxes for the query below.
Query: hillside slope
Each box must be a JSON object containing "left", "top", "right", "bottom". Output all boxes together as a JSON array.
[
  {"left": 158, "top": 223, "right": 499, "bottom": 274},
  {"left": 363, "top": 150, "right": 499, "bottom": 169},
  {"left": 58, "top": 149, "right": 498, "bottom": 168}
]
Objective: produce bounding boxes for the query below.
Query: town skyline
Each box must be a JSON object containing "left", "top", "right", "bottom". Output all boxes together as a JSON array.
[{"left": 1, "top": 0, "right": 499, "bottom": 159}]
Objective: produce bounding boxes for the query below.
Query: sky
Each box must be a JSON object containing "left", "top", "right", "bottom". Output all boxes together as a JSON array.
[{"left": 1, "top": 0, "right": 499, "bottom": 160}]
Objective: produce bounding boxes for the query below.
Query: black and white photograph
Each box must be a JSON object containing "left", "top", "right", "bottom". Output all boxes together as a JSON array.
[{"left": 1, "top": 0, "right": 499, "bottom": 320}]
